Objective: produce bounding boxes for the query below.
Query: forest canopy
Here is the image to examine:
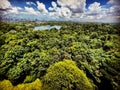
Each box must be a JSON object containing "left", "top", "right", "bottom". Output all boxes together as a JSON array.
[{"left": 0, "top": 22, "right": 120, "bottom": 90}]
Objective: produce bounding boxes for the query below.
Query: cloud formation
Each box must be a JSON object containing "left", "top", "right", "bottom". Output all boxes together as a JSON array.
[
  {"left": 88, "top": 2, "right": 101, "bottom": 14},
  {"left": 36, "top": 1, "right": 48, "bottom": 14},
  {"left": 52, "top": 1, "right": 57, "bottom": 8},
  {"left": 107, "top": 0, "right": 120, "bottom": 22},
  {"left": 24, "top": 7, "right": 39, "bottom": 15},
  {"left": 57, "top": 0, "right": 86, "bottom": 13},
  {"left": 0, "top": 0, "right": 11, "bottom": 9},
  {"left": 9, "top": 7, "right": 22, "bottom": 14},
  {"left": 0, "top": 0, "right": 119, "bottom": 23},
  {"left": 49, "top": 0, "right": 86, "bottom": 19},
  {"left": 49, "top": 2, "right": 72, "bottom": 18},
  {"left": 107, "top": 0, "right": 120, "bottom": 5},
  {"left": 0, "top": 0, "right": 22, "bottom": 15},
  {"left": 26, "top": 2, "right": 36, "bottom": 6}
]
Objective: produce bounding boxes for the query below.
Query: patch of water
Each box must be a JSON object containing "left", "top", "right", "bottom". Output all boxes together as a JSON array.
[{"left": 34, "top": 25, "right": 61, "bottom": 30}]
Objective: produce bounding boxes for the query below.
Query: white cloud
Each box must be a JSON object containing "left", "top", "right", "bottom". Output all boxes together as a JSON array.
[
  {"left": 24, "top": 7, "right": 39, "bottom": 15},
  {"left": 109, "top": 6, "right": 119, "bottom": 13},
  {"left": 52, "top": 1, "right": 57, "bottom": 8},
  {"left": 0, "top": 0, "right": 119, "bottom": 23},
  {"left": 88, "top": 2, "right": 101, "bottom": 13},
  {"left": 0, "top": 0, "right": 11, "bottom": 9},
  {"left": 48, "top": 1, "right": 58, "bottom": 11},
  {"left": 57, "top": 0, "right": 86, "bottom": 13},
  {"left": 107, "top": 0, "right": 120, "bottom": 5},
  {"left": 81, "top": 1, "right": 120, "bottom": 23},
  {"left": 48, "top": 0, "right": 119, "bottom": 22},
  {"left": 48, "top": 7, "right": 54, "bottom": 11},
  {"left": 0, "top": 0, "right": 22, "bottom": 14},
  {"left": 57, "top": 7, "right": 72, "bottom": 18},
  {"left": 72, "top": 13, "right": 84, "bottom": 18},
  {"left": 48, "top": 2, "right": 57, "bottom": 11},
  {"left": 49, "top": 7, "right": 72, "bottom": 18},
  {"left": 26, "top": 2, "right": 36, "bottom": 6},
  {"left": 107, "top": 0, "right": 120, "bottom": 16},
  {"left": 8, "top": 7, "right": 22, "bottom": 14},
  {"left": 36, "top": 1, "right": 48, "bottom": 14},
  {"left": 49, "top": 6, "right": 72, "bottom": 18},
  {"left": 84, "top": 2, "right": 110, "bottom": 20},
  {"left": 48, "top": 0, "right": 86, "bottom": 19}
]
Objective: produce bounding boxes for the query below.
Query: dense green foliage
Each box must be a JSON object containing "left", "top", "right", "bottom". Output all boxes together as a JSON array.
[
  {"left": 0, "top": 22, "right": 120, "bottom": 90},
  {"left": 43, "top": 60, "right": 93, "bottom": 90}
]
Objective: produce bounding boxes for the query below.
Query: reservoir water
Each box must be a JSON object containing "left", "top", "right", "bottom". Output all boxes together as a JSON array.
[{"left": 34, "top": 25, "right": 61, "bottom": 30}]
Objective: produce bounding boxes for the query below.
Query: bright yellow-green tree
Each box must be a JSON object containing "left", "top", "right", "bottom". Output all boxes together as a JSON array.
[
  {"left": 0, "top": 80, "right": 13, "bottom": 90},
  {"left": 43, "top": 60, "right": 93, "bottom": 90},
  {"left": 0, "top": 78, "right": 42, "bottom": 90}
]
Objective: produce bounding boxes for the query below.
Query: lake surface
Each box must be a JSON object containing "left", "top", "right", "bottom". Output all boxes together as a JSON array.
[{"left": 34, "top": 25, "right": 61, "bottom": 30}]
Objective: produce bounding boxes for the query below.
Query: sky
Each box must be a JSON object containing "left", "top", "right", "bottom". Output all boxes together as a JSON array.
[{"left": 0, "top": 0, "right": 120, "bottom": 23}]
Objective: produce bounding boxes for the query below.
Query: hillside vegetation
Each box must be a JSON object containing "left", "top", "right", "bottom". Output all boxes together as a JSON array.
[{"left": 0, "top": 22, "right": 120, "bottom": 90}]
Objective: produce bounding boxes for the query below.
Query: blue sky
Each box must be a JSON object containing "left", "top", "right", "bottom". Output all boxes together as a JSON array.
[{"left": 0, "top": 0, "right": 120, "bottom": 23}]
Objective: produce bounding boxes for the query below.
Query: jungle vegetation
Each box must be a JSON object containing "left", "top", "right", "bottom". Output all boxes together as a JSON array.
[{"left": 0, "top": 21, "right": 120, "bottom": 90}]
